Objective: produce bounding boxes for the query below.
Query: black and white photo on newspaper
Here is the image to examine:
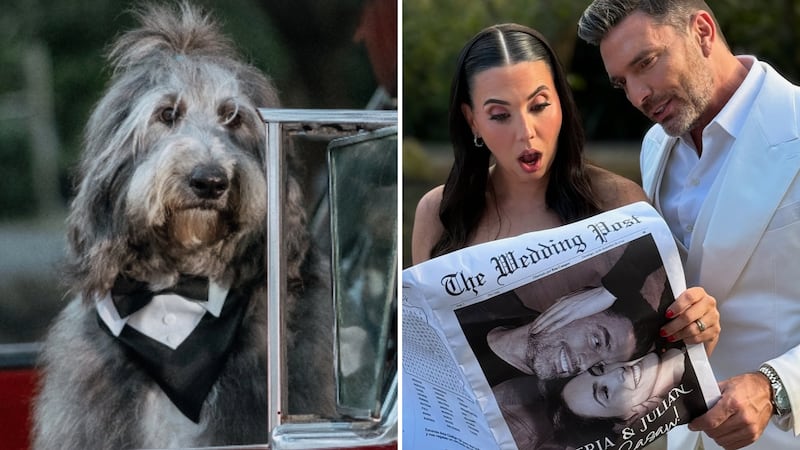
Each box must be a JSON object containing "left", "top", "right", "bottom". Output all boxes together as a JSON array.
[{"left": 402, "top": 202, "right": 721, "bottom": 450}]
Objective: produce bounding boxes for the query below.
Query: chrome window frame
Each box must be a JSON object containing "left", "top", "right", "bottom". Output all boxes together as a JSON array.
[{"left": 259, "top": 108, "right": 397, "bottom": 449}]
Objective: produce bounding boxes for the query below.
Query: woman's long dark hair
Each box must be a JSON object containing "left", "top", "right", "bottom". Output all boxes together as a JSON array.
[
  {"left": 544, "top": 374, "right": 622, "bottom": 447},
  {"left": 431, "top": 24, "right": 600, "bottom": 258}
]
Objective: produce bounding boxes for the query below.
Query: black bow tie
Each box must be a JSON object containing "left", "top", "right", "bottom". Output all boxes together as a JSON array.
[
  {"left": 99, "top": 274, "right": 252, "bottom": 423},
  {"left": 111, "top": 274, "right": 210, "bottom": 318}
]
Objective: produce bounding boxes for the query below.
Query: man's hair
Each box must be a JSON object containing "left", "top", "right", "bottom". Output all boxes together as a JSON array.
[
  {"left": 578, "top": 0, "right": 721, "bottom": 46},
  {"left": 607, "top": 296, "right": 661, "bottom": 359}
]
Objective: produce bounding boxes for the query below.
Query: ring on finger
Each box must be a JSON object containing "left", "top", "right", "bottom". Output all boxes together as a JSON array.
[{"left": 695, "top": 318, "right": 707, "bottom": 333}]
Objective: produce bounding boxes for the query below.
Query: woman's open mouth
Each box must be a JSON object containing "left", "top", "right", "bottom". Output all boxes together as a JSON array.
[{"left": 518, "top": 150, "right": 542, "bottom": 173}]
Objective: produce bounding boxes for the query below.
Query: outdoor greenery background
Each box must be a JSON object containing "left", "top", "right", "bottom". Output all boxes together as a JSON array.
[
  {"left": 404, "top": 0, "right": 800, "bottom": 141},
  {"left": 0, "top": 0, "right": 377, "bottom": 220},
  {"left": 403, "top": 0, "right": 800, "bottom": 267}
]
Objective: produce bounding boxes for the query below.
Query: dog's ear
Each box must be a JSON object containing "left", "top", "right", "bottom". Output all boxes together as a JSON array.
[
  {"left": 64, "top": 145, "right": 135, "bottom": 300},
  {"left": 283, "top": 174, "right": 311, "bottom": 284},
  {"left": 65, "top": 68, "right": 153, "bottom": 299},
  {"left": 238, "top": 65, "right": 281, "bottom": 111}
]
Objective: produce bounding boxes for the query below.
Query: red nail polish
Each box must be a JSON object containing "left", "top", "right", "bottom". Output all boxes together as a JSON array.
[
  {"left": 665, "top": 310, "right": 674, "bottom": 318},
  {"left": 659, "top": 329, "right": 667, "bottom": 337},
  {"left": 668, "top": 336, "right": 676, "bottom": 342}
]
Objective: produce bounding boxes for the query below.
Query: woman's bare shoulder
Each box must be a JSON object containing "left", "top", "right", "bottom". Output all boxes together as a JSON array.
[
  {"left": 586, "top": 164, "right": 649, "bottom": 210},
  {"left": 415, "top": 185, "right": 444, "bottom": 220},
  {"left": 411, "top": 185, "right": 445, "bottom": 265}
]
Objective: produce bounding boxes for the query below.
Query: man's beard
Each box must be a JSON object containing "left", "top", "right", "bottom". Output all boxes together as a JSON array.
[
  {"left": 655, "top": 49, "right": 714, "bottom": 137},
  {"left": 525, "top": 332, "right": 559, "bottom": 379}
]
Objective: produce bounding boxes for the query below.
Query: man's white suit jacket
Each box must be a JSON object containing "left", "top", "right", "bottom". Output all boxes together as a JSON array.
[{"left": 640, "top": 60, "right": 800, "bottom": 449}]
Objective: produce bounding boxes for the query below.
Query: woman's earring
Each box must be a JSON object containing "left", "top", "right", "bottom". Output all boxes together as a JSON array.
[{"left": 473, "top": 134, "right": 484, "bottom": 148}]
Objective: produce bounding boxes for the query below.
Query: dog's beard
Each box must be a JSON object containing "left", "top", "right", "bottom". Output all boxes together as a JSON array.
[{"left": 168, "top": 208, "right": 231, "bottom": 248}]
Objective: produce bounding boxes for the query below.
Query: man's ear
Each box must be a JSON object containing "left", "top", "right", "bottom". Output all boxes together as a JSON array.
[
  {"left": 461, "top": 102, "right": 476, "bottom": 134},
  {"left": 692, "top": 11, "right": 716, "bottom": 56}
]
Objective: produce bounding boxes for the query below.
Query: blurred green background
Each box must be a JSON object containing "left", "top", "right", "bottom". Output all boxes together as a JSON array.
[
  {"left": 0, "top": 0, "right": 382, "bottom": 221},
  {"left": 0, "top": 0, "right": 394, "bottom": 344},
  {"left": 402, "top": 0, "right": 800, "bottom": 268}
]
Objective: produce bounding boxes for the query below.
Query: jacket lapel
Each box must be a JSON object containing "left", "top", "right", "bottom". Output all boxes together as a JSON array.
[
  {"left": 640, "top": 131, "right": 675, "bottom": 202},
  {"left": 685, "top": 64, "right": 800, "bottom": 299},
  {"left": 641, "top": 132, "right": 686, "bottom": 256}
]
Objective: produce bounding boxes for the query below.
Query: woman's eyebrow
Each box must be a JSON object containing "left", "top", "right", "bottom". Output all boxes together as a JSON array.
[{"left": 482, "top": 85, "right": 549, "bottom": 106}]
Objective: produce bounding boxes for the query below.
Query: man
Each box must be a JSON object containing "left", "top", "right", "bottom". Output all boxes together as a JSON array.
[
  {"left": 461, "top": 235, "right": 671, "bottom": 386},
  {"left": 459, "top": 286, "right": 658, "bottom": 386},
  {"left": 487, "top": 286, "right": 651, "bottom": 380},
  {"left": 578, "top": 1, "right": 800, "bottom": 449}
]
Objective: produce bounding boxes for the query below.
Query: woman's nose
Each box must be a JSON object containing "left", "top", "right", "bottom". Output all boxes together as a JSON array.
[{"left": 520, "top": 115, "right": 536, "bottom": 141}]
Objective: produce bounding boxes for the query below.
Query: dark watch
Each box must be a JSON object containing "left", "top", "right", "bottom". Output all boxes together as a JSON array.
[{"left": 759, "top": 364, "right": 792, "bottom": 417}]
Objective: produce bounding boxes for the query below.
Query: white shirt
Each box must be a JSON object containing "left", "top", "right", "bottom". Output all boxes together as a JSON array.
[
  {"left": 660, "top": 56, "right": 766, "bottom": 249},
  {"left": 96, "top": 280, "right": 229, "bottom": 350}
]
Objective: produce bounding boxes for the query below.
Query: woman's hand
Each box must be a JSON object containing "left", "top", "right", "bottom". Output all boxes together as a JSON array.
[
  {"left": 530, "top": 287, "right": 617, "bottom": 334},
  {"left": 661, "top": 287, "right": 720, "bottom": 355}
]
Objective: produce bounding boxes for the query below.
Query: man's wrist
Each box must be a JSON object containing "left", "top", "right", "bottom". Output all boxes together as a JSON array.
[{"left": 759, "top": 364, "right": 792, "bottom": 417}]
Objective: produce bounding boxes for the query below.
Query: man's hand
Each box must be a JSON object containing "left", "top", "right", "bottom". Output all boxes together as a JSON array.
[
  {"left": 688, "top": 372, "right": 773, "bottom": 449},
  {"left": 530, "top": 287, "right": 616, "bottom": 334}
]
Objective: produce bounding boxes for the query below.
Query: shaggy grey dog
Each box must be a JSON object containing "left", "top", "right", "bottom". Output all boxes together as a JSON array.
[{"left": 33, "top": 2, "right": 333, "bottom": 448}]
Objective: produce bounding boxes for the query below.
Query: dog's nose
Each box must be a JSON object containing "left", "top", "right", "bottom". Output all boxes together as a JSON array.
[{"left": 189, "top": 165, "right": 229, "bottom": 199}]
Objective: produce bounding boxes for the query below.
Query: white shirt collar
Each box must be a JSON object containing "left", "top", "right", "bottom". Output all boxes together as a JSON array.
[
  {"left": 661, "top": 56, "right": 767, "bottom": 249},
  {"left": 714, "top": 55, "right": 764, "bottom": 138},
  {"left": 96, "top": 279, "right": 230, "bottom": 350},
  {"left": 678, "top": 55, "right": 765, "bottom": 149}
]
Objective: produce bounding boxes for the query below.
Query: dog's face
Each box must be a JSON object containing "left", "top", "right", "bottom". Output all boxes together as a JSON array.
[
  {"left": 123, "top": 61, "right": 268, "bottom": 250},
  {"left": 65, "top": 5, "right": 290, "bottom": 294}
]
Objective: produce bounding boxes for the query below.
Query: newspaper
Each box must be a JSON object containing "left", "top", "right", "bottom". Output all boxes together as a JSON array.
[{"left": 402, "top": 202, "right": 721, "bottom": 450}]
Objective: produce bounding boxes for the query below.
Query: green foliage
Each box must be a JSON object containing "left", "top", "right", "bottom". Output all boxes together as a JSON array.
[
  {"left": 714, "top": 0, "right": 800, "bottom": 83},
  {"left": 0, "top": 0, "right": 373, "bottom": 218},
  {"left": 403, "top": 0, "right": 588, "bottom": 140},
  {"left": 403, "top": 0, "right": 800, "bottom": 143},
  {"left": 0, "top": 127, "right": 36, "bottom": 219}
]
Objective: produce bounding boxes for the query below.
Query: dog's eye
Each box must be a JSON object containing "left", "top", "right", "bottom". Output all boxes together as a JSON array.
[
  {"left": 159, "top": 107, "right": 180, "bottom": 126},
  {"left": 221, "top": 108, "right": 242, "bottom": 129}
]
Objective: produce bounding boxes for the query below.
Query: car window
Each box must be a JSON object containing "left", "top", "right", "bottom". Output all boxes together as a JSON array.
[
  {"left": 329, "top": 126, "right": 397, "bottom": 418},
  {"left": 259, "top": 108, "right": 398, "bottom": 448}
]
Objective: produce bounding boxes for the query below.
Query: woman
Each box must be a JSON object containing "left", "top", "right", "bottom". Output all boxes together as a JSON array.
[
  {"left": 550, "top": 348, "right": 707, "bottom": 447},
  {"left": 410, "top": 23, "right": 719, "bottom": 350},
  {"left": 562, "top": 349, "right": 687, "bottom": 421},
  {"left": 493, "top": 348, "right": 701, "bottom": 449},
  {"left": 411, "top": 23, "right": 646, "bottom": 264}
]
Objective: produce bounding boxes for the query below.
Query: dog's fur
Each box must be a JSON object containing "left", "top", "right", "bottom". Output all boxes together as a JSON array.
[{"left": 33, "top": 3, "right": 333, "bottom": 448}]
